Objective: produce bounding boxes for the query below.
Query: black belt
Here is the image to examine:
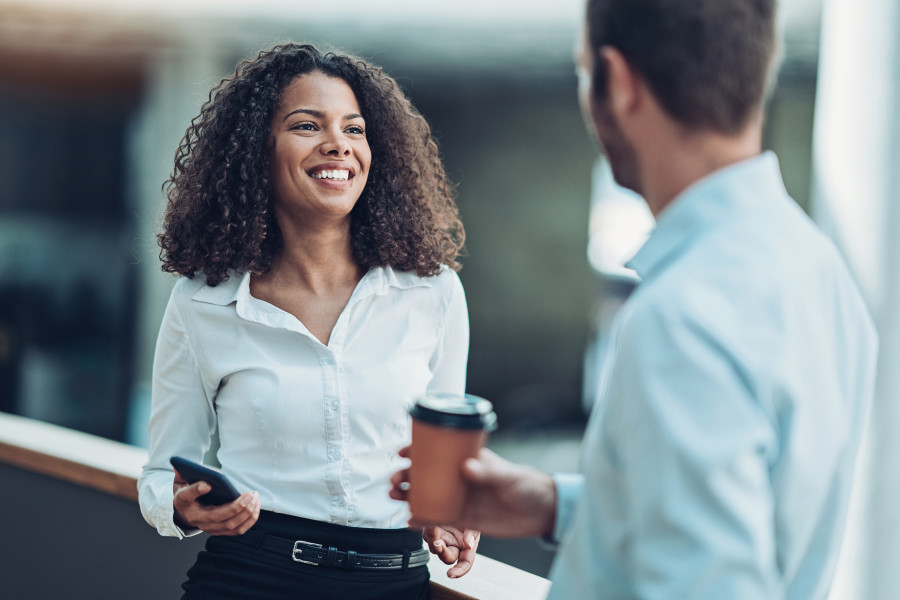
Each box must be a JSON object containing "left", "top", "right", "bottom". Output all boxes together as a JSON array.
[{"left": 234, "top": 530, "right": 430, "bottom": 571}]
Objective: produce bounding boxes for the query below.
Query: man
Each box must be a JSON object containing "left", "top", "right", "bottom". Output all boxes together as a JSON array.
[{"left": 392, "top": 0, "right": 878, "bottom": 598}]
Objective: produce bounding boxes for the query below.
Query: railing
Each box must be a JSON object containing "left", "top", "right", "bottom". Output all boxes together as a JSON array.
[{"left": 0, "top": 412, "right": 550, "bottom": 600}]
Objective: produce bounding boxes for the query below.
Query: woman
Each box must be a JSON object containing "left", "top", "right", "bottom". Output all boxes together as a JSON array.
[{"left": 138, "top": 43, "right": 478, "bottom": 599}]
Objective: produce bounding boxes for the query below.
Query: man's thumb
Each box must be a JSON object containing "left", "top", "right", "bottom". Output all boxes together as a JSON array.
[{"left": 462, "top": 457, "right": 487, "bottom": 482}]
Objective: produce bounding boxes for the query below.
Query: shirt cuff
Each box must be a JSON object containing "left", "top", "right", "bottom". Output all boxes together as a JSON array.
[{"left": 540, "top": 472, "right": 584, "bottom": 548}]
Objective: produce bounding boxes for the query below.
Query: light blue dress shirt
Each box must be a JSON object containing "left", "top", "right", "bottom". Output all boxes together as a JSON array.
[{"left": 547, "top": 152, "right": 878, "bottom": 599}]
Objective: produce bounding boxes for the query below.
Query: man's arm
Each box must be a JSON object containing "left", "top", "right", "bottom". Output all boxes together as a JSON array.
[{"left": 610, "top": 300, "right": 783, "bottom": 599}]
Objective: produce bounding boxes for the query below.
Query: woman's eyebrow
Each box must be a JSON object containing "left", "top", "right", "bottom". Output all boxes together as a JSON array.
[
  {"left": 282, "top": 109, "right": 364, "bottom": 122},
  {"left": 282, "top": 108, "right": 323, "bottom": 122}
]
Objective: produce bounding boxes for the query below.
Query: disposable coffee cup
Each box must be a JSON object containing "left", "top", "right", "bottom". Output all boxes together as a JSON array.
[{"left": 408, "top": 393, "right": 497, "bottom": 524}]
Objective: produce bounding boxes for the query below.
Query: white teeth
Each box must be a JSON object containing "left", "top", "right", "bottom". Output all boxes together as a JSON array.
[{"left": 312, "top": 169, "right": 350, "bottom": 180}]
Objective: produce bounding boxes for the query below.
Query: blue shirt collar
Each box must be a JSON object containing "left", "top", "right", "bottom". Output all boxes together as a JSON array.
[{"left": 626, "top": 151, "right": 786, "bottom": 281}]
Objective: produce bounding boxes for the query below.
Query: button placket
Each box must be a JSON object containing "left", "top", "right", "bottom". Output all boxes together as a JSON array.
[
  {"left": 335, "top": 351, "right": 354, "bottom": 522},
  {"left": 321, "top": 348, "right": 346, "bottom": 518}
]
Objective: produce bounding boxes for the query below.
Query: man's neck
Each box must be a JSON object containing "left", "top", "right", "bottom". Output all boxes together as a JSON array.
[{"left": 639, "top": 122, "right": 764, "bottom": 217}]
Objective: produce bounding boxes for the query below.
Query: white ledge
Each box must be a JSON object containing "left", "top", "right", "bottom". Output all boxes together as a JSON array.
[{"left": 0, "top": 412, "right": 551, "bottom": 600}]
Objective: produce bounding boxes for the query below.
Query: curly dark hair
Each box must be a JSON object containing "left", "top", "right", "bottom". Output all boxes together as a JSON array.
[{"left": 158, "top": 43, "right": 464, "bottom": 286}]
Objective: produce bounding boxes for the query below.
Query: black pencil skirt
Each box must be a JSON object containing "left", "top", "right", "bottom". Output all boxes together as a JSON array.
[{"left": 181, "top": 511, "right": 430, "bottom": 600}]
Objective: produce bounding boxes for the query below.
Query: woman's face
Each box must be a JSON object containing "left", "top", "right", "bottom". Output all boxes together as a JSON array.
[{"left": 269, "top": 72, "right": 371, "bottom": 228}]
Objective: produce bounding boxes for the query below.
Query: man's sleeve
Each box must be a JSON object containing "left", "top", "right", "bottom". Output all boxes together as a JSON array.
[
  {"left": 543, "top": 472, "right": 585, "bottom": 547},
  {"left": 608, "top": 300, "right": 783, "bottom": 599}
]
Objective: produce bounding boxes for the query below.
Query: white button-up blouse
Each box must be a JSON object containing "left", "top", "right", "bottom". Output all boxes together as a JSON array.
[{"left": 138, "top": 265, "right": 469, "bottom": 537}]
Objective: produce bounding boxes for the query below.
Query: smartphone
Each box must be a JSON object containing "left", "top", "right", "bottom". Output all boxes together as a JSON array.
[{"left": 170, "top": 456, "right": 241, "bottom": 506}]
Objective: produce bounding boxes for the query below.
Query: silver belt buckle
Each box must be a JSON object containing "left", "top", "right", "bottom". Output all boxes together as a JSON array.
[{"left": 292, "top": 540, "right": 323, "bottom": 565}]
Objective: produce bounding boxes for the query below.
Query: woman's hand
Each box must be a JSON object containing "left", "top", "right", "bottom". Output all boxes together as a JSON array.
[
  {"left": 173, "top": 471, "right": 261, "bottom": 536},
  {"left": 423, "top": 525, "right": 480, "bottom": 578}
]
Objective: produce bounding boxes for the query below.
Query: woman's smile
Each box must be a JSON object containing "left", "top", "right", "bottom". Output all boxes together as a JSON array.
[{"left": 307, "top": 162, "right": 356, "bottom": 189}]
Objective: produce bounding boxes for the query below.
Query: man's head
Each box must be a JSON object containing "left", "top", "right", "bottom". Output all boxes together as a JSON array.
[
  {"left": 585, "top": 0, "right": 777, "bottom": 133},
  {"left": 577, "top": 0, "right": 778, "bottom": 195}
]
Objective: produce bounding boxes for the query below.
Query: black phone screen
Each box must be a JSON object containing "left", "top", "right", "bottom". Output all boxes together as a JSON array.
[{"left": 170, "top": 456, "right": 241, "bottom": 506}]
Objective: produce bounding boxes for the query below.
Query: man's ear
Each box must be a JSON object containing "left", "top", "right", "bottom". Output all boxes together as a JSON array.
[{"left": 598, "top": 46, "right": 640, "bottom": 119}]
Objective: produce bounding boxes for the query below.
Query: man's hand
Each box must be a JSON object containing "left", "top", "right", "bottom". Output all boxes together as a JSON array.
[
  {"left": 390, "top": 446, "right": 557, "bottom": 539},
  {"left": 423, "top": 525, "right": 481, "bottom": 578},
  {"left": 173, "top": 470, "right": 260, "bottom": 536}
]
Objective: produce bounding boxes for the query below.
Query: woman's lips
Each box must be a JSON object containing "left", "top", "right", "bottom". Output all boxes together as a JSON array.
[
  {"left": 307, "top": 162, "right": 356, "bottom": 181},
  {"left": 306, "top": 164, "right": 357, "bottom": 190},
  {"left": 310, "top": 168, "right": 351, "bottom": 181}
]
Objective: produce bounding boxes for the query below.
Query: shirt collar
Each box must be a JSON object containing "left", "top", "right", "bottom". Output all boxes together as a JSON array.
[
  {"left": 190, "top": 270, "right": 243, "bottom": 305},
  {"left": 190, "top": 265, "right": 433, "bottom": 308},
  {"left": 354, "top": 265, "right": 436, "bottom": 299},
  {"left": 625, "top": 151, "right": 785, "bottom": 281}
]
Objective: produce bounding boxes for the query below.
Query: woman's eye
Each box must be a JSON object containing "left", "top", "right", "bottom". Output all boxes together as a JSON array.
[
  {"left": 346, "top": 126, "right": 365, "bottom": 135},
  {"left": 290, "top": 122, "right": 316, "bottom": 131}
]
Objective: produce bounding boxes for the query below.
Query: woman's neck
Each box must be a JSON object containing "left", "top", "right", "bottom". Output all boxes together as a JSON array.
[{"left": 265, "top": 223, "right": 363, "bottom": 296}]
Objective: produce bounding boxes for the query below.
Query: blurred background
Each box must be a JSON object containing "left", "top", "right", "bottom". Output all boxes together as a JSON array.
[{"left": 0, "top": 0, "right": 897, "bottom": 597}]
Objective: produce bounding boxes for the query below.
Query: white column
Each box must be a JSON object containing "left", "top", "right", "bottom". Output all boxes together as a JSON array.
[{"left": 812, "top": 1, "right": 900, "bottom": 598}]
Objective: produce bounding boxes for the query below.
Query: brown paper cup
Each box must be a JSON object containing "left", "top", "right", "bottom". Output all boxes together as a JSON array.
[{"left": 407, "top": 393, "right": 497, "bottom": 524}]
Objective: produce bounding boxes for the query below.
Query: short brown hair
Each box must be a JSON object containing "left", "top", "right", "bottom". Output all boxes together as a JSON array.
[
  {"left": 159, "top": 43, "right": 464, "bottom": 286},
  {"left": 587, "top": 0, "right": 777, "bottom": 133}
]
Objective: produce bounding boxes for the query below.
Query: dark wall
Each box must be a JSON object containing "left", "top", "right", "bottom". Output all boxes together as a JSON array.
[
  {"left": 0, "top": 463, "right": 206, "bottom": 599},
  {"left": 400, "top": 71, "right": 598, "bottom": 431}
]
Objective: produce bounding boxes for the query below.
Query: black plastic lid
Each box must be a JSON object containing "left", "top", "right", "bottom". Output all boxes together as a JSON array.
[{"left": 410, "top": 393, "right": 498, "bottom": 431}]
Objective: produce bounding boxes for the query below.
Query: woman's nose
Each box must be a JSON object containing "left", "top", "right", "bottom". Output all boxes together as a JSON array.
[{"left": 320, "top": 132, "right": 351, "bottom": 156}]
